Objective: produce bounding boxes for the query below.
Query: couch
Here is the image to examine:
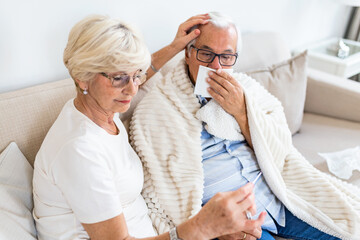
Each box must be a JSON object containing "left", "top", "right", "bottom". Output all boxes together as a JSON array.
[{"left": 1, "top": 31, "right": 359, "bottom": 239}]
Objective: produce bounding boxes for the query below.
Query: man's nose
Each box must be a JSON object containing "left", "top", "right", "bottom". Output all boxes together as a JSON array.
[{"left": 208, "top": 56, "right": 222, "bottom": 70}]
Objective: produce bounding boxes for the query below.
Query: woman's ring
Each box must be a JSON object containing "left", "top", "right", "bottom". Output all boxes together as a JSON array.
[{"left": 245, "top": 210, "right": 252, "bottom": 219}]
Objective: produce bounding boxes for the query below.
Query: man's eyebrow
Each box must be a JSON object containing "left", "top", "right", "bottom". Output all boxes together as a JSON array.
[
  {"left": 199, "top": 45, "right": 235, "bottom": 53},
  {"left": 199, "top": 45, "right": 213, "bottom": 51}
]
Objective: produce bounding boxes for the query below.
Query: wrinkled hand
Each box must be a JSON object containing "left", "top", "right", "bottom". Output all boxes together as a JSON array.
[
  {"left": 207, "top": 69, "right": 246, "bottom": 119},
  {"left": 193, "top": 183, "right": 266, "bottom": 239},
  {"left": 218, "top": 226, "right": 262, "bottom": 240},
  {"left": 170, "top": 14, "right": 210, "bottom": 52}
]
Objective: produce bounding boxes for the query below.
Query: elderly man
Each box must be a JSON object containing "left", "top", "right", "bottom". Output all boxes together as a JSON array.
[{"left": 130, "top": 12, "right": 360, "bottom": 240}]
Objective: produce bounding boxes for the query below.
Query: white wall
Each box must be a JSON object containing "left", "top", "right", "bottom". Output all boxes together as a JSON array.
[{"left": 0, "top": 0, "right": 351, "bottom": 93}]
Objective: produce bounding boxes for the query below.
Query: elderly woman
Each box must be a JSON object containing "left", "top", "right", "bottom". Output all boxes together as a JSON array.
[{"left": 32, "top": 15, "right": 265, "bottom": 240}]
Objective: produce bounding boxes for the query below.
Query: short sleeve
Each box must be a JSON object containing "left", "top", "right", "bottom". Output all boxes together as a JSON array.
[{"left": 51, "top": 139, "right": 122, "bottom": 224}]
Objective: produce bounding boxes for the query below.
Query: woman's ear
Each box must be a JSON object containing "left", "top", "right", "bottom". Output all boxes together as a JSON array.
[{"left": 75, "top": 78, "right": 88, "bottom": 91}]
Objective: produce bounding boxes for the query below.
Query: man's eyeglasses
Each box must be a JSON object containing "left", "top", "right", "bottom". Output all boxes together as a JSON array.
[
  {"left": 100, "top": 69, "right": 146, "bottom": 88},
  {"left": 190, "top": 45, "right": 238, "bottom": 66}
]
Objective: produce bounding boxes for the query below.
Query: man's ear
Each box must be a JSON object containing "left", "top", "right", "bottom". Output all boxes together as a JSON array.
[{"left": 185, "top": 48, "right": 190, "bottom": 64}]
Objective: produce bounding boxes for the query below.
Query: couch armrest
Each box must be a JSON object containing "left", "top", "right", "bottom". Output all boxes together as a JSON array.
[{"left": 304, "top": 68, "right": 360, "bottom": 123}]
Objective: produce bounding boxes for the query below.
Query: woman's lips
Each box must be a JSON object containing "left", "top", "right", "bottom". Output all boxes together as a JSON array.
[{"left": 116, "top": 99, "right": 131, "bottom": 104}]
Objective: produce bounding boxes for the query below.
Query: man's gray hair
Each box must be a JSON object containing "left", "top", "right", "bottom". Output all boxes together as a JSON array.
[{"left": 186, "top": 12, "right": 242, "bottom": 54}]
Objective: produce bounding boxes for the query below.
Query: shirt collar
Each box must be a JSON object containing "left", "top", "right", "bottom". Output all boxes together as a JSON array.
[{"left": 197, "top": 95, "right": 208, "bottom": 106}]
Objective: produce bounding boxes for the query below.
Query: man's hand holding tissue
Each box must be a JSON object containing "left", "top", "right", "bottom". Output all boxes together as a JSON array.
[
  {"left": 207, "top": 69, "right": 253, "bottom": 149},
  {"left": 206, "top": 69, "right": 245, "bottom": 117}
]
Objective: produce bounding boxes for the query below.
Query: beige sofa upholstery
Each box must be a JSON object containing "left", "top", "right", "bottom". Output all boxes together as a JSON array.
[
  {"left": 294, "top": 69, "right": 360, "bottom": 185},
  {"left": 1, "top": 32, "right": 359, "bottom": 239},
  {"left": 0, "top": 78, "right": 75, "bottom": 167}
]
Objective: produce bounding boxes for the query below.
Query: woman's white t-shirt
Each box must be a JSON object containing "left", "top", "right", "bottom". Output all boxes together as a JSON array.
[{"left": 33, "top": 99, "right": 156, "bottom": 239}]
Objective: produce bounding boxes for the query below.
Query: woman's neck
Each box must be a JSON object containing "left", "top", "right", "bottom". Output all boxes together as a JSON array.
[{"left": 74, "top": 93, "right": 118, "bottom": 135}]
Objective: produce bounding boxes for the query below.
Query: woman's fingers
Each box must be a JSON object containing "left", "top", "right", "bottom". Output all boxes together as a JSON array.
[
  {"left": 247, "top": 204, "right": 257, "bottom": 217},
  {"left": 180, "top": 28, "right": 200, "bottom": 45},
  {"left": 194, "top": 183, "right": 265, "bottom": 239},
  {"left": 180, "top": 18, "right": 209, "bottom": 33},
  {"left": 244, "top": 212, "right": 266, "bottom": 238},
  {"left": 185, "top": 13, "right": 209, "bottom": 22},
  {"left": 171, "top": 13, "right": 210, "bottom": 51},
  {"left": 230, "top": 182, "right": 254, "bottom": 203}
]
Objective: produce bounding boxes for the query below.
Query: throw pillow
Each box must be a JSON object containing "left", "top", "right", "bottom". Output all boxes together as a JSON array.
[
  {"left": 0, "top": 142, "right": 37, "bottom": 240},
  {"left": 246, "top": 51, "right": 308, "bottom": 135}
]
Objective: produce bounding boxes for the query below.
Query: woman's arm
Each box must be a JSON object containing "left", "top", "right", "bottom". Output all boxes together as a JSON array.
[
  {"left": 82, "top": 183, "right": 265, "bottom": 240},
  {"left": 146, "top": 14, "right": 209, "bottom": 79}
]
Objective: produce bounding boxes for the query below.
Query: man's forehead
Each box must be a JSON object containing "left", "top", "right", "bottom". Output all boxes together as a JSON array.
[
  {"left": 195, "top": 24, "right": 238, "bottom": 52},
  {"left": 197, "top": 24, "right": 237, "bottom": 39},
  {"left": 197, "top": 44, "right": 235, "bottom": 53}
]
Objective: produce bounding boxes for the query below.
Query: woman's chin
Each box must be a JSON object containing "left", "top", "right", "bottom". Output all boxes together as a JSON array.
[{"left": 118, "top": 104, "right": 131, "bottom": 113}]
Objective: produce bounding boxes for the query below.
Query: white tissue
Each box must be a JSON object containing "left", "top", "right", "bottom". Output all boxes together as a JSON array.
[
  {"left": 194, "top": 65, "right": 233, "bottom": 98},
  {"left": 318, "top": 146, "right": 360, "bottom": 180}
]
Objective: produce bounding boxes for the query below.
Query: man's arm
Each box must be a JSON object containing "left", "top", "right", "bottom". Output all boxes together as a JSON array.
[
  {"left": 233, "top": 99, "right": 253, "bottom": 149},
  {"left": 146, "top": 14, "right": 209, "bottom": 79},
  {"left": 207, "top": 69, "right": 253, "bottom": 149}
]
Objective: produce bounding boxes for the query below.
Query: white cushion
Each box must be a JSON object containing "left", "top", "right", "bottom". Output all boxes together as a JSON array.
[
  {"left": 245, "top": 52, "right": 308, "bottom": 134},
  {"left": 0, "top": 142, "right": 37, "bottom": 240}
]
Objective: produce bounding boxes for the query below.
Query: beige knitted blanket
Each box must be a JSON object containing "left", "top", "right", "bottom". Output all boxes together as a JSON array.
[{"left": 130, "top": 60, "right": 360, "bottom": 239}]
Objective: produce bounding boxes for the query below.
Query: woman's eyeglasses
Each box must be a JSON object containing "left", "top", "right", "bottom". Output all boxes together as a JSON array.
[{"left": 100, "top": 69, "right": 146, "bottom": 88}]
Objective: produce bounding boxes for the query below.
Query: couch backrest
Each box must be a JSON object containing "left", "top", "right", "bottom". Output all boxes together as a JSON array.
[
  {"left": 234, "top": 31, "right": 291, "bottom": 72},
  {"left": 0, "top": 79, "right": 76, "bottom": 166},
  {"left": 0, "top": 31, "right": 290, "bottom": 167}
]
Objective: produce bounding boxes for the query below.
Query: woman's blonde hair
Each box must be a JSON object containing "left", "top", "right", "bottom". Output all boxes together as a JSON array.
[{"left": 63, "top": 15, "right": 151, "bottom": 85}]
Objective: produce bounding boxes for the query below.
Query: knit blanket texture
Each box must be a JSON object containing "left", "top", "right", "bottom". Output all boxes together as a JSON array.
[{"left": 130, "top": 60, "right": 360, "bottom": 239}]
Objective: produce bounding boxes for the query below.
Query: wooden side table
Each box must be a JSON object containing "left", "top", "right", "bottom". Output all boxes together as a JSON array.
[{"left": 294, "top": 38, "right": 360, "bottom": 78}]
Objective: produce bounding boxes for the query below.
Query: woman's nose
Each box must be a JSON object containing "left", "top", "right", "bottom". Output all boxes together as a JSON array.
[{"left": 123, "top": 79, "right": 138, "bottom": 96}]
